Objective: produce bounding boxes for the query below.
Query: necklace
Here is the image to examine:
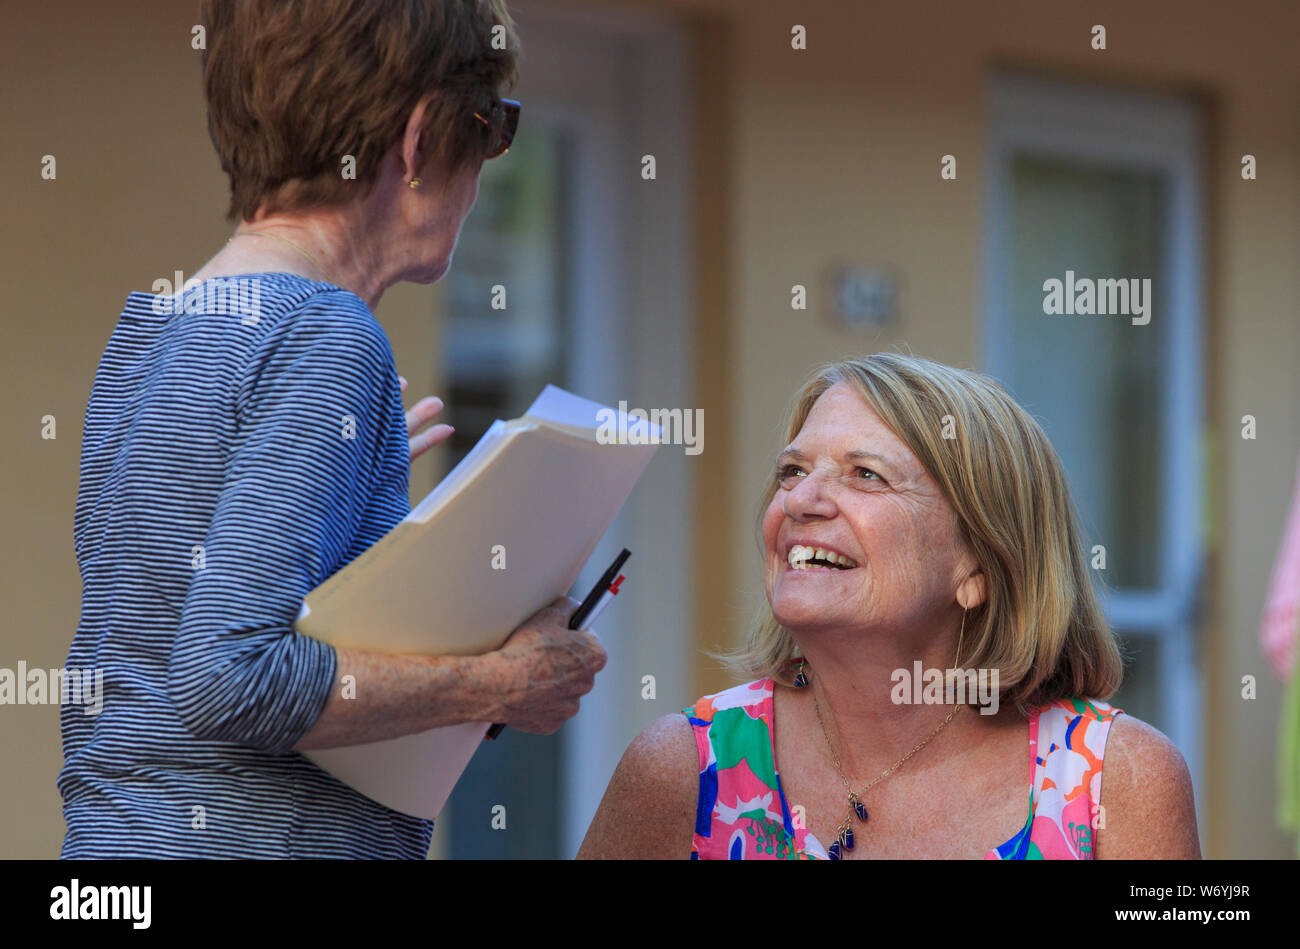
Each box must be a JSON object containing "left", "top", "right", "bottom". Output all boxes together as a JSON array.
[
  {"left": 228, "top": 229, "right": 334, "bottom": 285},
  {"left": 812, "top": 689, "right": 961, "bottom": 858},
  {"left": 805, "top": 607, "right": 969, "bottom": 859}
]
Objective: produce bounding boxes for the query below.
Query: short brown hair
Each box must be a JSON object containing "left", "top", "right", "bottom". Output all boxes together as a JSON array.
[
  {"left": 200, "top": 0, "right": 519, "bottom": 221},
  {"left": 722, "top": 352, "right": 1124, "bottom": 713}
]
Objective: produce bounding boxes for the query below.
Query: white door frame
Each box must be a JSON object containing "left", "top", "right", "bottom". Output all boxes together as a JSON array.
[
  {"left": 983, "top": 72, "right": 1207, "bottom": 823},
  {"left": 509, "top": 1, "right": 693, "bottom": 857}
]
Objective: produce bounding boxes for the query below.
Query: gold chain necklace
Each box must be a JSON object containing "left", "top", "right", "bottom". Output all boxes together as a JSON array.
[
  {"left": 227, "top": 229, "right": 333, "bottom": 285},
  {"left": 805, "top": 607, "right": 968, "bottom": 859},
  {"left": 812, "top": 689, "right": 960, "bottom": 858}
]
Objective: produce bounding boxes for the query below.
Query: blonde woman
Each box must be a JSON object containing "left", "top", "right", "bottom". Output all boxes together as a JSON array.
[{"left": 580, "top": 353, "right": 1199, "bottom": 859}]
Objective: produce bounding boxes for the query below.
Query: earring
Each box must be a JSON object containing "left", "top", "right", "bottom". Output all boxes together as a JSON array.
[
  {"left": 408, "top": 178, "right": 421, "bottom": 189},
  {"left": 793, "top": 658, "right": 809, "bottom": 688},
  {"left": 954, "top": 606, "right": 968, "bottom": 668}
]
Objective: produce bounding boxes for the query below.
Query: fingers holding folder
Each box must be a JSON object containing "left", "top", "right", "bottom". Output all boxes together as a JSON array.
[
  {"left": 294, "top": 385, "right": 658, "bottom": 818},
  {"left": 490, "top": 596, "right": 607, "bottom": 736}
]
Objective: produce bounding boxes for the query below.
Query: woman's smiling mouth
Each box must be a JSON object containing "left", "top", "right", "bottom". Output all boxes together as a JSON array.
[{"left": 786, "top": 544, "right": 860, "bottom": 570}]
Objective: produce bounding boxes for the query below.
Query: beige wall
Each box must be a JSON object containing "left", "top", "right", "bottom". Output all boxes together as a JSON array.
[{"left": 3, "top": 0, "right": 1297, "bottom": 858}]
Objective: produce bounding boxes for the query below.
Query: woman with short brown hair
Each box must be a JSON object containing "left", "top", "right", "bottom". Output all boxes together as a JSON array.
[{"left": 60, "top": 0, "right": 607, "bottom": 858}]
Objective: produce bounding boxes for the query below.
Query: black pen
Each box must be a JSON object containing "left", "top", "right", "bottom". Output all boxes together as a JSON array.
[{"left": 485, "top": 548, "right": 631, "bottom": 741}]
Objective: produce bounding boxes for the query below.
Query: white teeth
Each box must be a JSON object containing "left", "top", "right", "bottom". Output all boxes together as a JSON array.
[{"left": 786, "top": 545, "right": 857, "bottom": 570}]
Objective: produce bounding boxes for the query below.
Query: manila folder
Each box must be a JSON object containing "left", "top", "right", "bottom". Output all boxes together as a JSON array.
[{"left": 293, "top": 386, "right": 658, "bottom": 819}]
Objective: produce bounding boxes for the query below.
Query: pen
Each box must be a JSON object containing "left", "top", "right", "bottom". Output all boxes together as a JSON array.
[{"left": 485, "top": 548, "right": 631, "bottom": 741}]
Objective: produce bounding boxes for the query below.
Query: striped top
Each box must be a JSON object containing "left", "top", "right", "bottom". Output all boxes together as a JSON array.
[
  {"left": 60, "top": 272, "right": 434, "bottom": 858},
  {"left": 683, "top": 678, "right": 1122, "bottom": 859}
]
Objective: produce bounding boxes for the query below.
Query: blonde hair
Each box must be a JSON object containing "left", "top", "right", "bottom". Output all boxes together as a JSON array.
[{"left": 721, "top": 352, "right": 1123, "bottom": 713}]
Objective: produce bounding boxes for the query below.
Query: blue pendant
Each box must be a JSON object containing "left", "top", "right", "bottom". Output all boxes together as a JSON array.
[
  {"left": 853, "top": 800, "right": 869, "bottom": 821},
  {"left": 827, "top": 842, "right": 841, "bottom": 860},
  {"left": 794, "top": 669, "right": 808, "bottom": 688},
  {"left": 842, "top": 826, "right": 855, "bottom": 850}
]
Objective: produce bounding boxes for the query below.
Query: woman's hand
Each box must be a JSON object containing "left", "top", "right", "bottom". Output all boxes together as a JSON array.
[
  {"left": 487, "top": 597, "right": 608, "bottom": 734},
  {"left": 293, "top": 598, "right": 607, "bottom": 752},
  {"left": 399, "top": 375, "right": 455, "bottom": 463}
]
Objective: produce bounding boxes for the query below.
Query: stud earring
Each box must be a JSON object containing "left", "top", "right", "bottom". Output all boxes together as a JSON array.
[{"left": 408, "top": 178, "right": 421, "bottom": 189}]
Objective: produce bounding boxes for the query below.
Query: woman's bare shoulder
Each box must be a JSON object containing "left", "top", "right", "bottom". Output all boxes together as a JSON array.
[
  {"left": 1095, "top": 711, "right": 1201, "bottom": 858},
  {"left": 576, "top": 713, "right": 699, "bottom": 859},
  {"left": 635, "top": 711, "right": 700, "bottom": 773}
]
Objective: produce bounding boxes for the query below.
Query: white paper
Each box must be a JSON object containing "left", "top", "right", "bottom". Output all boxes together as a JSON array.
[
  {"left": 295, "top": 384, "right": 659, "bottom": 819},
  {"left": 306, "top": 722, "right": 490, "bottom": 820}
]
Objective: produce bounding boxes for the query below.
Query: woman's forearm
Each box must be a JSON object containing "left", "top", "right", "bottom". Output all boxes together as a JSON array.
[{"left": 291, "top": 647, "right": 513, "bottom": 751}]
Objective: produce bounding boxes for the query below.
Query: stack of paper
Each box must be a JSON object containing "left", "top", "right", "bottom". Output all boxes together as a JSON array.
[{"left": 294, "top": 385, "right": 659, "bottom": 818}]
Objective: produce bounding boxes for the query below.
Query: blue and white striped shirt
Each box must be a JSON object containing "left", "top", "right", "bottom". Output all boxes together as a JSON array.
[{"left": 61, "top": 272, "right": 434, "bottom": 858}]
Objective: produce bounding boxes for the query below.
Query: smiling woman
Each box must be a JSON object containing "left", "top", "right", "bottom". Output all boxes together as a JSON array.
[{"left": 578, "top": 352, "right": 1201, "bottom": 860}]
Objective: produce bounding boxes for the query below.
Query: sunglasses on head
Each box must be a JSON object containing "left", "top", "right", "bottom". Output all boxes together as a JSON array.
[{"left": 473, "top": 97, "right": 520, "bottom": 159}]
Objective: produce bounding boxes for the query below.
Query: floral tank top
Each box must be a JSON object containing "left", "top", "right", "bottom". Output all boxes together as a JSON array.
[{"left": 681, "top": 678, "right": 1123, "bottom": 859}]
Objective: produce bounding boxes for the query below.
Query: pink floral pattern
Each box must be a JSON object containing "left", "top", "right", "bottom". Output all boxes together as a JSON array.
[{"left": 682, "top": 680, "right": 1123, "bottom": 860}]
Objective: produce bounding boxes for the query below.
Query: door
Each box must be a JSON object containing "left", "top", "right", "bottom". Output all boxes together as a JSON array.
[
  {"left": 434, "top": 1, "right": 693, "bottom": 858},
  {"left": 984, "top": 73, "right": 1207, "bottom": 834}
]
